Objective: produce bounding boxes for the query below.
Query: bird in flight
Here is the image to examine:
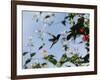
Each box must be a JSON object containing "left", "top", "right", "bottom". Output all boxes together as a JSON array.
[{"left": 47, "top": 32, "right": 61, "bottom": 48}]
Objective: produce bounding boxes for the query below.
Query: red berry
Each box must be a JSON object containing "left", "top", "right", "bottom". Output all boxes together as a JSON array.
[
  {"left": 83, "top": 35, "right": 89, "bottom": 41},
  {"left": 79, "top": 28, "right": 85, "bottom": 33}
]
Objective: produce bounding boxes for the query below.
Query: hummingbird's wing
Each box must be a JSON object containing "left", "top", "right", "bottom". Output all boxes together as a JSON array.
[
  {"left": 47, "top": 32, "right": 56, "bottom": 38},
  {"left": 49, "top": 38, "right": 55, "bottom": 42}
]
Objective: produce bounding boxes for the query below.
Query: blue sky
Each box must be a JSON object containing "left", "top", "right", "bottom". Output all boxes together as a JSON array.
[{"left": 22, "top": 11, "right": 89, "bottom": 68}]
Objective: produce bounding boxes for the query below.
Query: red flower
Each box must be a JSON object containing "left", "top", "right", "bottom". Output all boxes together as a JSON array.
[
  {"left": 79, "top": 28, "right": 85, "bottom": 33},
  {"left": 83, "top": 35, "right": 89, "bottom": 41}
]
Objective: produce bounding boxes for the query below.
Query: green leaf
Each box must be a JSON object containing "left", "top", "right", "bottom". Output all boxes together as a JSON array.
[
  {"left": 25, "top": 59, "right": 31, "bottom": 64},
  {"left": 44, "top": 15, "right": 51, "bottom": 19},
  {"left": 44, "top": 55, "right": 57, "bottom": 65},
  {"left": 42, "top": 63, "right": 47, "bottom": 66},
  {"left": 41, "top": 63, "right": 48, "bottom": 68},
  {"left": 84, "top": 27, "right": 89, "bottom": 35},
  {"left": 86, "top": 42, "right": 89, "bottom": 46},
  {"left": 32, "top": 63, "right": 41, "bottom": 68},
  {"left": 69, "top": 13, "right": 76, "bottom": 19},
  {"left": 73, "top": 34, "right": 77, "bottom": 41},
  {"left": 58, "top": 53, "right": 68, "bottom": 66},
  {"left": 64, "top": 16, "right": 69, "bottom": 19},
  {"left": 61, "top": 20, "right": 66, "bottom": 26},
  {"left": 56, "top": 62, "right": 62, "bottom": 67},
  {"left": 79, "top": 41, "right": 83, "bottom": 44},
  {"left": 49, "top": 58, "right": 57, "bottom": 65},
  {"left": 78, "top": 17, "right": 84, "bottom": 24},
  {"left": 67, "top": 33, "right": 72, "bottom": 40},
  {"left": 70, "top": 54, "right": 79, "bottom": 63},
  {"left": 44, "top": 55, "right": 54, "bottom": 59},
  {"left": 85, "top": 47, "right": 89, "bottom": 52},
  {"left": 63, "top": 45, "right": 68, "bottom": 51},
  {"left": 30, "top": 52, "right": 36, "bottom": 57},
  {"left": 23, "top": 52, "right": 28, "bottom": 56},
  {"left": 74, "top": 60, "right": 82, "bottom": 66},
  {"left": 60, "top": 53, "right": 68, "bottom": 63}
]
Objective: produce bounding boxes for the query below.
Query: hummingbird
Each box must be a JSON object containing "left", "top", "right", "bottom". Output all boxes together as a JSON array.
[{"left": 47, "top": 32, "right": 61, "bottom": 48}]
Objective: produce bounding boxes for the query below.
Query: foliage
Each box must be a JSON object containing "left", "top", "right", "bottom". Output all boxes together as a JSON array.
[{"left": 44, "top": 55, "right": 57, "bottom": 65}]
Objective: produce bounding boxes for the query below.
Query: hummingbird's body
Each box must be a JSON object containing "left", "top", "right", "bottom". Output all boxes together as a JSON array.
[{"left": 47, "top": 32, "right": 61, "bottom": 48}]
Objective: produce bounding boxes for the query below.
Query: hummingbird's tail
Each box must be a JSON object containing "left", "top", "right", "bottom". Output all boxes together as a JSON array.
[{"left": 50, "top": 43, "right": 54, "bottom": 49}]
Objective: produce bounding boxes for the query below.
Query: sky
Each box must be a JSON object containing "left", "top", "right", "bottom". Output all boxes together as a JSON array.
[{"left": 22, "top": 10, "right": 90, "bottom": 69}]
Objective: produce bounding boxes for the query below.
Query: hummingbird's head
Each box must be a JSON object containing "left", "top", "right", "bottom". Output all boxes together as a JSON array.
[{"left": 57, "top": 34, "right": 61, "bottom": 38}]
